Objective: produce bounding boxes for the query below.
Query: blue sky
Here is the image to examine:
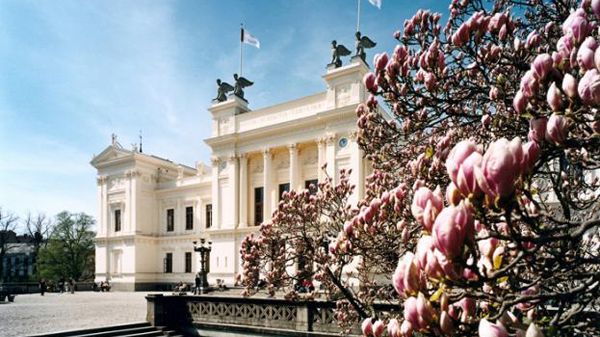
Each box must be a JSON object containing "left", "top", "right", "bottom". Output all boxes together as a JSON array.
[{"left": 0, "top": 0, "right": 446, "bottom": 222}]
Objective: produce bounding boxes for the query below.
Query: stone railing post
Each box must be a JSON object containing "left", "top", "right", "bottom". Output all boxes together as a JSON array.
[{"left": 146, "top": 294, "right": 165, "bottom": 326}]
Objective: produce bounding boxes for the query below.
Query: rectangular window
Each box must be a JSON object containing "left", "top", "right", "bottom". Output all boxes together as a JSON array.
[
  {"left": 278, "top": 183, "right": 290, "bottom": 201},
  {"left": 164, "top": 253, "right": 173, "bottom": 273},
  {"left": 305, "top": 179, "right": 318, "bottom": 195},
  {"left": 185, "top": 206, "right": 194, "bottom": 230},
  {"left": 166, "top": 209, "right": 174, "bottom": 232},
  {"left": 206, "top": 204, "right": 212, "bottom": 228},
  {"left": 114, "top": 209, "right": 121, "bottom": 232},
  {"left": 185, "top": 252, "right": 192, "bottom": 273},
  {"left": 254, "top": 187, "right": 264, "bottom": 226}
]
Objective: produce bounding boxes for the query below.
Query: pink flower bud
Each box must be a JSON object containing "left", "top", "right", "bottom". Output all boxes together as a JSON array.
[
  {"left": 387, "top": 318, "right": 401, "bottom": 337},
  {"left": 374, "top": 53, "right": 389, "bottom": 71},
  {"left": 411, "top": 186, "right": 443, "bottom": 231},
  {"left": 577, "top": 47, "right": 596, "bottom": 70},
  {"left": 582, "top": 36, "right": 598, "bottom": 51},
  {"left": 488, "top": 87, "right": 498, "bottom": 101},
  {"left": 403, "top": 296, "right": 419, "bottom": 328},
  {"left": 455, "top": 151, "right": 483, "bottom": 197},
  {"left": 432, "top": 203, "right": 472, "bottom": 258},
  {"left": 531, "top": 54, "right": 553, "bottom": 79},
  {"left": 373, "top": 320, "right": 385, "bottom": 337},
  {"left": 479, "top": 319, "right": 508, "bottom": 337},
  {"left": 400, "top": 320, "right": 413, "bottom": 337},
  {"left": 546, "top": 82, "right": 562, "bottom": 111},
  {"left": 440, "top": 311, "right": 454, "bottom": 334},
  {"left": 562, "top": 73, "right": 578, "bottom": 98},
  {"left": 456, "top": 297, "right": 476, "bottom": 322},
  {"left": 362, "top": 318, "right": 373, "bottom": 336},
  {"left": 528, "top": 117, "right": 547, "bottom": 143},
  {"left": 521, "top": 141, "right": 540, "bottom": 173},
  {"left": 364, "top": 73, "right": 377, "bottom": 93},
  {"left": 545, "top": 114, "right": 568, "bottom": 144},
  {"left": 343, "top": 221, "right": 354, "bottom": 237},
  {"left": 393, "top": 252, "right": 421, "bottom": 296},
  {"left": 593, "top": 0, "right": 600, "bottom": 19},
  {"left": 498, "top": 24, "right": 507, "bottom": 40},
  {"left": 475, "top": 137, "right": 523, "bottom": 199},
  {"left": 562, "top": 9, "right": 590, "bottom": 43},
  {"left": 578, "top": 69, "right": 600, "bottom": 104},
  {"left": 416, "top": 292, "right": 434, "bottom": 327},
  {"left": 513, "top": 90, "right": 527, "bottom": 114},
  {"left": 393, "top": 30, "right": 401, "bottom": 40},
  {"left": 446, "top": 140, "right": 478, "bottom": 182},
  {"left": 525, "top": 323, "right": 544, "bottom": 337},
  {"left": 520, "top": 70, "right": 538, "bottom": 97},
  {"left": 557, "top": 35, "right": 574, "bottom": 57}
]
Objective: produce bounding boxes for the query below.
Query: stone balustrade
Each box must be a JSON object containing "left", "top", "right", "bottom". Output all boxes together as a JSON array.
[{"left": 146, "top": 294, "right": 399, "bottom": 336}]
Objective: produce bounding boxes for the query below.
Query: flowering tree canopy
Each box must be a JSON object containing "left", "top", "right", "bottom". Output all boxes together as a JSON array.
[{"left": 242, "top": 0, "right": 600, "bottom": 336}]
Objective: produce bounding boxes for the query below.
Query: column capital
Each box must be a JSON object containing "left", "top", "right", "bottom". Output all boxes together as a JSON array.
[
  {"left": 262, "top": 148, "right": 272, "bottom": 158},
  {"left": 96, "top": 175, "right": 108, "bottom": 185},
  {"left": 125, "top": 169, "right": 141, "bottom": 178},
  {"left": 348, "top": 130, "right": 359, "bottom": 141},
  {"left": 227, "top": 155, "right": 238, "bottom": 163},
  {"left": 238, "top": 152, "right": 248, "bottom": 160},
  {"left": 325, "top": 133, "right": 337, "bottom": 145},
  {"left": 287, "top": 143, "right": 298, "bottom": 152},
  {"left": 210, "top": 156, "right": 221, "bottom": 165},
  {"left": 317, "top": 137, "right": 327, "bottom": 145}
]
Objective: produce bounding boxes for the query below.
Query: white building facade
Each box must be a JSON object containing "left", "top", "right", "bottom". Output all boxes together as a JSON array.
[{"left": 91, "top": 60, "right": 371, "bottom": 290}]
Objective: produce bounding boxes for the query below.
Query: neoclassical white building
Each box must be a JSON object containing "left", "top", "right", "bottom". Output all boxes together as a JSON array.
[{"left": 91, "top": 60, "right": 372, "bottom": 290}]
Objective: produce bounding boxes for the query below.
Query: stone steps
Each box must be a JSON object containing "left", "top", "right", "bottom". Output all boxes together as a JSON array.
[{"left": 27, "top": 322, "right": 184, "bottom": 337}]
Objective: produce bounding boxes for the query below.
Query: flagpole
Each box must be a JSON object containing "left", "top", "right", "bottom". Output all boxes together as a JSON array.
[
  {"left": 356, "top": 0, "right": 361, "bottom": 32},
  {"left": 240, "top": 23, "right": 244, "bottom": 77}
]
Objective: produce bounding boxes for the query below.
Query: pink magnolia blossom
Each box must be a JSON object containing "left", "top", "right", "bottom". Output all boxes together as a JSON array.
[
  {"left": 364, "top": 73, "right": 377, "bottom": 93},
  {"left": 545, "top": 114, "right": 568, "bottom": 144},
  {"left": 475, "top": 137, "right": 524, "bottom": 200},
  {"left": 400, "top": 320, "right": 413, "bottom": 337},
  {"left": 403, "top": 296, "right": 420, "bottom": 328},
  {"left": 513, "top": 90, "right": 527, "bottom": 114},
  {"left": 562, "top": 73, "right": 578, "bottom": 98},
  {"left": 392, "top": 252, "right": 421, "bottom": 296},
  {"left": 593, "top": 0, "right": 600, "bottom": 19},
  {"left": 362, "top": 318, "right": 373, "bottom": 336},
  {"left": 446, "top": 140, "right": 478, "bottom": 182},
  {"left": 531, "top": 53, "right": 553, "bottom": 79},
  {"left": 411, "top": 186, "right": 443, "bottom": 231},
  {"left": 440, "top": 311, "right": 454, "bottom": 334},
  {"left": 522, "top": 141, "right": 540, "bottom": 173},
  {"left": 387, "top": 318, "right": 401, "bottom": 337},
  {"left": 372, "top": 319, "right": 385, "bottom": 337},
  {"left": 546, "top": 82, "right": 563, "bottom": 111},
  {"left": 479, "top": 319, "right": 508, "bottom": 337},
  {"left": 577, "top": 46, "right": 596, "bottom": 70},
  {"left": 416, "top": 292, "right": 434, "bottom": 328},
  {"left": 432, "top": 203, "right": 473, "bottom": 258},
  {"left": 526, "top": 323, "right": 544, "bottom": 337},
  {"left": 562, "top": 9, "right": 590, "bottom": 43},
  {"left": 445, "top": 182, "right": 462, "bottom": 206},
  {"left": 374, "top": 53, "right": 389, "bottom": 71},
  {"left": 578, "top": 69, "right": 600, "bottom": 104}
]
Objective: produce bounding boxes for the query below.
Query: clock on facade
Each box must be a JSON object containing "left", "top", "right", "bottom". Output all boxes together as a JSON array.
[{"left": 338, "top": 137, "right": 348, "bottom": 148}]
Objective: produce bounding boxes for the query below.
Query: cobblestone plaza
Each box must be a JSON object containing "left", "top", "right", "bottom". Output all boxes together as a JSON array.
[{"left": 0, "top": 292, "right": 153, "bottom": 337}]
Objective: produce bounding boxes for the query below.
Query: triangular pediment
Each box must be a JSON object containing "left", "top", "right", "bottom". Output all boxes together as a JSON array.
[{"left": 90, "top": 145, "right": 135, "bottom": 168}]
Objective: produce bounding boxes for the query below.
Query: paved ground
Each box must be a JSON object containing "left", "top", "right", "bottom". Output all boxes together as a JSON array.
[{"left": 0, "top": 291, "right": 165, "bottom": 337}]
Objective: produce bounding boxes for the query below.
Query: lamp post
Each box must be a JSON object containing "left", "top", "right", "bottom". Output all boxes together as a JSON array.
[{"left": 193, "top": 238, "right": 212, "bottom": 294}]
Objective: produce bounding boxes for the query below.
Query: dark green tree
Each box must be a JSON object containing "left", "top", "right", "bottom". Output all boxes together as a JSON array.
[{"left": 37, "top": 211, "right": 95, "bottom": 281}]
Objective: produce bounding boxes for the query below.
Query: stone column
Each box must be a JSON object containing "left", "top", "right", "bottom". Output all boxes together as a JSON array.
[
  {"left": 229, "top": 155, "right": 239, "bottom": 229},
  {"left": 262, "top": 149, "right": 272, "bottom": 221},
  {"left": 317, "top": 138, "right": 326, "bottom": 183},
  {"left": 96, "top": 176, "right": 107, "bottom": 235},
  {"left": 239, "top": 154, "right": 248, "bottom": 227},
  {"left": 211, "top": 156, "right": 220, "bottom": 229},
  {"left": 325, "top": 134, "right": 337, "bottom": 185},
  {"left": 288, "top": 144, "right": 299, "bottom": 191}
]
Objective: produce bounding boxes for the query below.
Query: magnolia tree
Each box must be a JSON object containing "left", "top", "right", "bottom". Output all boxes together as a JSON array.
[{"left": 242, "top": 0, "right": 600, "bottom": 336}]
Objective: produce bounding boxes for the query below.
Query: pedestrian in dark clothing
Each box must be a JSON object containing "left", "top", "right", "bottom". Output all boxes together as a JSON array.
[
  {"left": 69, "top": 278, "right": 75, "bottom": 294},
  {"left": 39, "top": 279, "right": 47, "bottom": 296}
]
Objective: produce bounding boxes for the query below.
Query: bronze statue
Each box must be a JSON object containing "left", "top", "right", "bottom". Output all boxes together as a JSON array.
[
  {"left": 214, "top": 79, "right": 234, "bottom": 102},
  {"left": 355, "top": 31, "right": 376, "bottom": 63},
  {"left": 233, "top": 73, "right": 253, "bottom": 100},
  {"left": 330, "top": 40, "right": 351, "bottom": 68}
]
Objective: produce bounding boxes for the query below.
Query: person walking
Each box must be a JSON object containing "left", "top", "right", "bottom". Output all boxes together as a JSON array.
[
  {"left": 39, "top": 279, "right": 47, "bottom": 296},
  {"left": 69, "top": 278, "right": 75, "bottom": 294}
]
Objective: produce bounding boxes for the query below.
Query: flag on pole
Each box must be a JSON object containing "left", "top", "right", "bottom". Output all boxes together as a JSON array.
[
  {"left": 368, "top": 0, "right": 382, "bottom": 9},
  {"left": 241, "top": 28, "right": 260, "bottom": 49}
]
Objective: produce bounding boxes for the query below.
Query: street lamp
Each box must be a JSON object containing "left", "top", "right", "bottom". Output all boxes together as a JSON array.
[{"left": 193, "top": 238, "right": 212, "bottom": 294}]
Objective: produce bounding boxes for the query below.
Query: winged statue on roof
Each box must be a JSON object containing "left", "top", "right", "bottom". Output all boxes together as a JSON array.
[
  {"left": 233, "top": 73, "right": 253, "bottom": 100},
  {"left": 330, "top": 40, "right": 352, "bottom": 68},
  {"left": 355, "top": 31, "right": 376, "bottom": 63},
  {"left": 214, "top": 79, "right": 234, "bottom": 103}
]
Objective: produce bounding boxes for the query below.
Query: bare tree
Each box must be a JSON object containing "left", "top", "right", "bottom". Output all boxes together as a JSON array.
[
  {"left": 24, "top": 212, "right": 54, "bottom": 255},
  {"left": 0, "top": 207, "right": 19, "bottom": 282}
]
